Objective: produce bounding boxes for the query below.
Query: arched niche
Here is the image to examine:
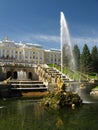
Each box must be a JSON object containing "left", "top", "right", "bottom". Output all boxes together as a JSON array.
[{"left": 28, "top": 72, "right": 32, "bottom": 80}]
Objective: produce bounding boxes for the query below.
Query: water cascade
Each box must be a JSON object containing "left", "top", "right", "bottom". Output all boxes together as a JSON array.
[{"left": 17, "top": 70, "right": 27, "bottom": 80}]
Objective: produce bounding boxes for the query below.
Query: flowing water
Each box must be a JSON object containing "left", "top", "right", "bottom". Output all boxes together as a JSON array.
[
  {"left": 18, "top": 70, "right": 27, "bottom": 80},
  {"left": 60, "top": 12, "right": 76, "bottom": 72},
  {"left": 0, "top": 96, "right": 98, "bottom": 130}
]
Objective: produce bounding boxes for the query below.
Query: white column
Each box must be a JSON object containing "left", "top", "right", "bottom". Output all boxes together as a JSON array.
[
  {"left": 23, "top": 48, "right": 25, "bottom": 62},
  {"left": 13, "top": 50, "right": 15, "bottom": 58},
  {"left": 38, "top": 51, "right": 40, "bottom": 64},
  {"left": 57, "top": 54, "right": 58, "bottom": 65},
  {"left": 4, "top": 50, "right": 6, "bottom": 57},
  {"left": 29, "top": 50, "right": 31, "bottom": 62},
  {"left": 9, "top": 50, "right": 12, "bottom": 58},
  {"left": 17, "top": 51, "right": 19, "bottom": 61},
  {"left": 1, "top": 49, "right": 3, "bottom": 57},
  {"left": 0, "top": 49, "right": 1, "bottom": 57}
]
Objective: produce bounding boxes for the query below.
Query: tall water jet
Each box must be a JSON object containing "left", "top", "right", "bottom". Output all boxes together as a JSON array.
[{"left": 60, "top": 12, "right": 76, "bottom": 73}]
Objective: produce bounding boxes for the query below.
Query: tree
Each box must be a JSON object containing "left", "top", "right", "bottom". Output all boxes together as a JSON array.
[
  {"left": 80, "top": 44, "right": 92, "bottom": 73},
  {"left": 73, "top": 44, "right": 80, "bottom": 71},
  {"left": 91, "top": 46, "right": 98, "bottom": 72}
]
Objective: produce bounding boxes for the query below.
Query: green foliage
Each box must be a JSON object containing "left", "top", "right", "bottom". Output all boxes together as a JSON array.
[
  {"left": 89, "top": 73, "right": 97, "bottom": 79},
  {"left": 48, "top": 43, "right": 98, "bottom": 80},
  {"left": 80, "top": 44, "right": 92, "bottom": 74},
  {"left": 73, "top": 44, "right": 80, "bottom": 70},
  {"left": 91, "top": 46, "right": 98, "bottom": 72},
  {"left": 92, "top": 86, "right": 98, "bottom": 91}
]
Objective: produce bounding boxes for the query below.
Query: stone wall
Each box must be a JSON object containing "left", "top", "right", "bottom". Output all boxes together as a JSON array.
[{"left": 0, "top": 66, "right": 39, "bottom": 81}]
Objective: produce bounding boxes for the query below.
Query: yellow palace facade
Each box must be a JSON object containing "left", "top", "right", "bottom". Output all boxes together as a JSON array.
[{"left": 0, "top": 37, "right": 61, "bottom": 65}]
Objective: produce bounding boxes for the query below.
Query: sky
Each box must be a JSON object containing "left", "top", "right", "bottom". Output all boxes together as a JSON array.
[{"left": 0, "top": 0, "right": 98, "bottom": 51}]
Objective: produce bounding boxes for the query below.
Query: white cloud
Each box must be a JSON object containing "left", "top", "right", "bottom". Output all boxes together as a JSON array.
[
  {"left": 14, "top": 33, "right": 98, "bottom": 50},
  {"left": 25, "top": 34, "right": 60, "bottom": 43},
  {"left": 72, "top": 37, "right": 98, "bottom": 46},
  {"left": 71, "top": 36, "right": 98, "bottom": 52},
  {"left": 72, "top": 37, "right": 98, "bottom": 44},
  {"left": 16, "top": 33, "right": 60, "bottom": 49},
  {"left": 16, "top": 33, "right": 59, "bottom": 43},
  {"left": 23, "top": 34, "right": 98, "bottom": 46}
]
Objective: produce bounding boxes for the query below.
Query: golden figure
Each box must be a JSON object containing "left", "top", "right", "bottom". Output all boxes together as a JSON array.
[
  {"left": 5, "top": 36, "right": 9, "bottom": 41},
  {"left": 57, "top": 77, "right": 64, "bottom": 90}
]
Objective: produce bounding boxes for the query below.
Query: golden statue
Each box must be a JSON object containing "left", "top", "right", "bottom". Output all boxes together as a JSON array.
[
  {"left": 5, "top": 36, "right": 9, "bottom": 41},
  {"left": 57, "top": 77, "right": 64, "bottom": 90}
]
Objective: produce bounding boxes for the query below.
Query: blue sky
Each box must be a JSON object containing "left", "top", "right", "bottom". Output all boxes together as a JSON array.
[{"left": 0, "top": 0, "right": 98, "bottom": 51}]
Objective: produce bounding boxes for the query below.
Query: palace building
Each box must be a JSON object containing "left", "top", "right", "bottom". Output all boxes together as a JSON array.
[
  {"left": 0, "top": 37, "right": 61, "bottom": 65},
  {"left": 44, "top": 49, "right": 61, "bottom": 65}
]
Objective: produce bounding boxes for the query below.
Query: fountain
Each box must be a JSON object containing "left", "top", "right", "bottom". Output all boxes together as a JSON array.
[
  {"left": 17, "top": 70, "right": 27, "bottom": 80},
  {"left": 60, "top": 12, "right": 95, "bottom": 104},
  {"left": 60, "top": 12, "right": 76, "bottom": 72},
  {"left": 42, "top": 12, "right": 83, "bottom": 108},
  {"left": 60, "top": 12, "right": 79, "bottom": 92}
]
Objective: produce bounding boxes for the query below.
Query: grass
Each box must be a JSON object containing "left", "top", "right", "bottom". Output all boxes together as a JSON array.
[
  {"left": 89, "top": 73, "right": 98, "bottom": 79},
  {"left": 92, "top": 86, "right": 98, "bottom": 90}
]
